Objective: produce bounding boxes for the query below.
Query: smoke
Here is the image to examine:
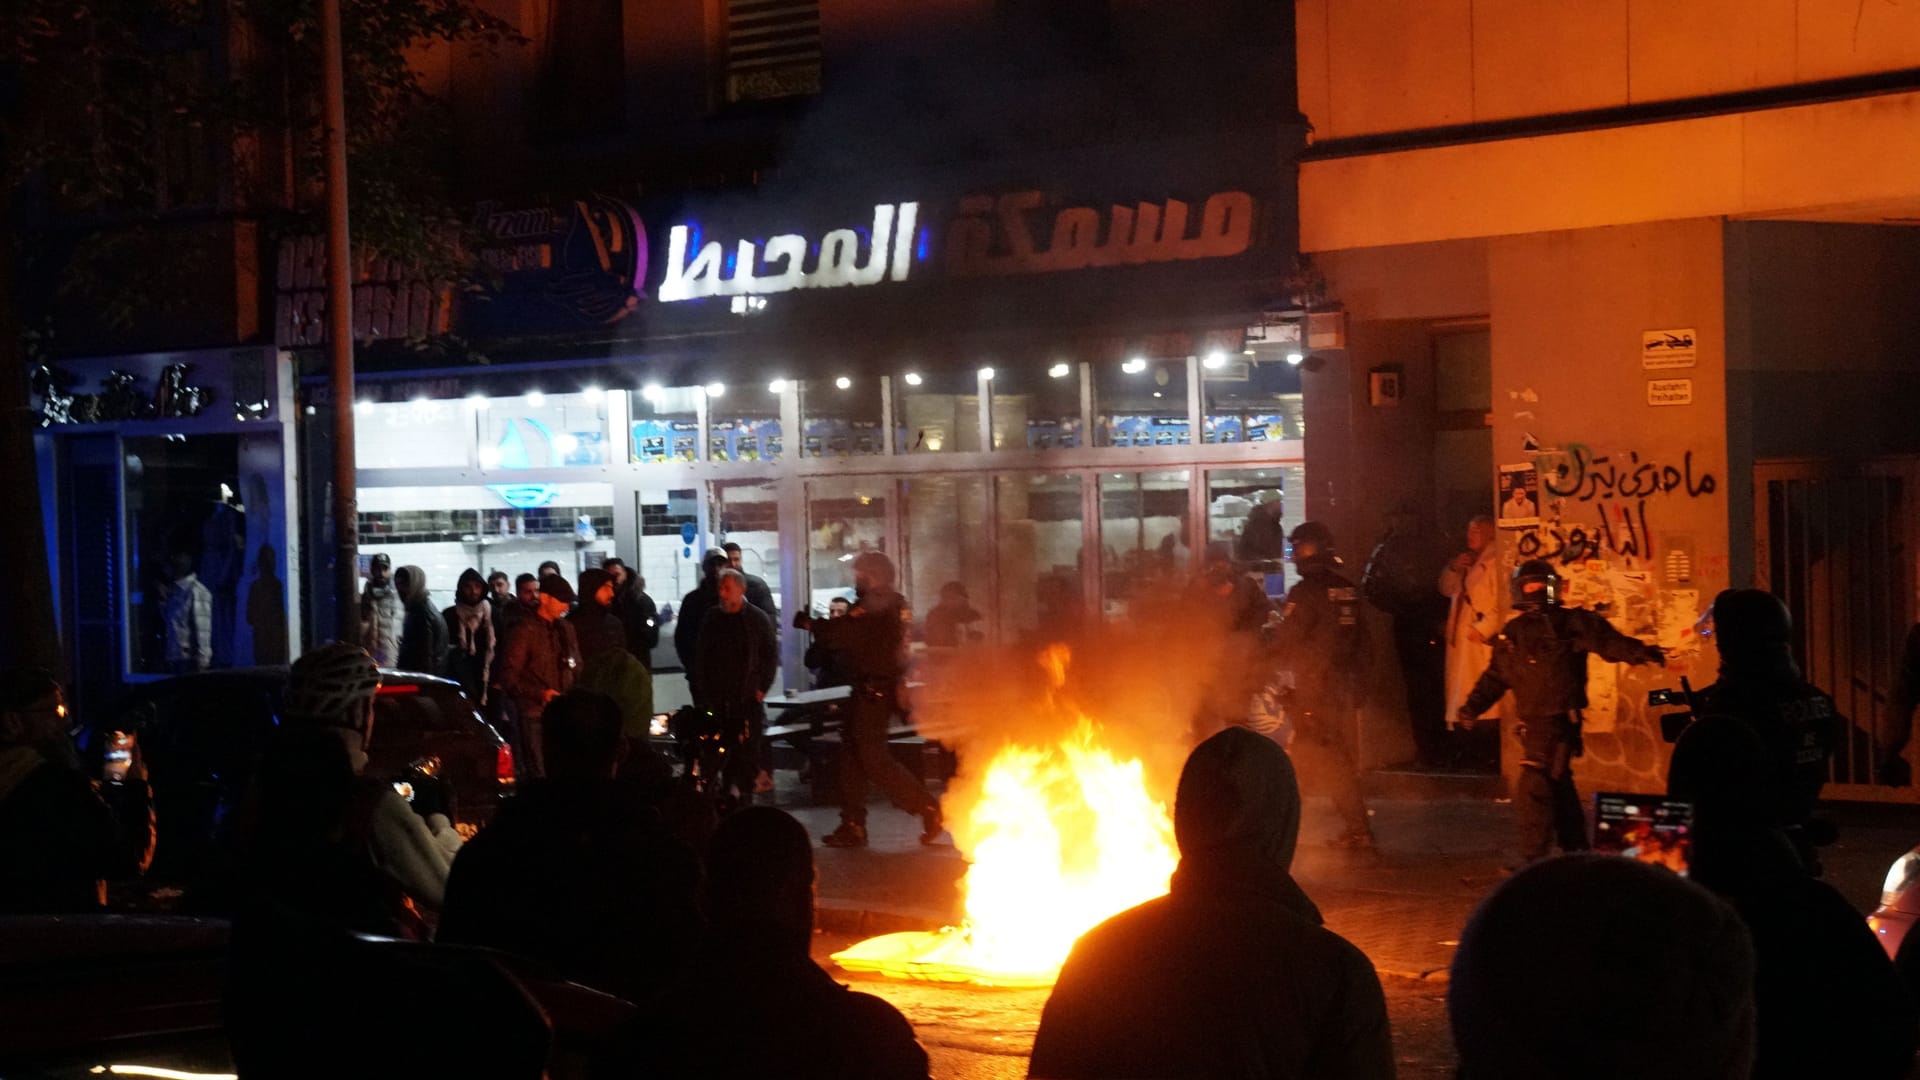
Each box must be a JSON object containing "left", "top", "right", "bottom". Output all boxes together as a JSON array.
[{"left": 914, "top": 584, "right": 1243, "bottom": 854}]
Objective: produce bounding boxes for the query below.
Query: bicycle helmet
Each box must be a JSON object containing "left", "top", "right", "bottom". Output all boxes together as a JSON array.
[{"left": 283, "top": 642, "right": 382, "bottom": 731}]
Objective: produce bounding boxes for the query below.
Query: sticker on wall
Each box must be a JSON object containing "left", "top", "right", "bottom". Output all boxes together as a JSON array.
[
  {"left": 1496, "top": 463, "right": 1541, "bottom": 529},
  {"left": 1647, "top": 378, "right": 1693, "bottom": 407},
  {"left": 1641, "top": 329, "right": 1697, "bottom": 370}
]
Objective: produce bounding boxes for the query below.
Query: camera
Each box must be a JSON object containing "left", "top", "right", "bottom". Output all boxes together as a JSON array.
[{"left": 1648, "top": 678, "right": 1698, "bottom": 744}]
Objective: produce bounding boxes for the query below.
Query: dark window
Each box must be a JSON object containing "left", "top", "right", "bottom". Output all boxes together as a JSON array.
[
  {"left": 724, "top": 0, "right": 822, "bottom": 103},
  {"left": 531, "top": 0, "right": 627, "bottom": 139}
]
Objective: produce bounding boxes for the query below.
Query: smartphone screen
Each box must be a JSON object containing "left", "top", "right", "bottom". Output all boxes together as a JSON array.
[
  {"left": 103, "top": 731, "right": 135, "bottom": 785},
  {"left": 1592, "top": 792, "right": 1693, "bottom": 875}
]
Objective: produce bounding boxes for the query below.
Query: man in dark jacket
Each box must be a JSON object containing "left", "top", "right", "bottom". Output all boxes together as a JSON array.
[
  {"left": 569, "top": 568, "right": 625, "bottom": 664},
  {"left": 442, "top": 569, "right": 495, "bottom": 708},
  {"left": 438, "top": 691, "right": 699, "bottom": 1004},
  {"left": 1669, "top": 715, "right": 1917, "bottom": 1080},
  {"left": 694, "top": 570, "right": 780, "bottom": 799},
  {"left": 498, "top": 575, "right": 581, "bottom": 778},
  {"left": 723, "top": 542, "right": 780, "bottom": 625},
  {"left": 674, "top": 550, "right": 731, "bottom": 672},
  {"left": 604, "top": 558, "right": 660, "bottom": 665},
  {"left": 1269, "top": 522, "right": 1374, "bottom": 849},
  {"left": 1030, "top": 727, "right": 1393, "bottom": 1080},
  {"left": 1458, "top": 559, "right": 1665, "bottom": 866},
  {"left": 1361, "top": 508, "right": 1451, "bottom": 767},
  {"left": 621, "top": 807, "right": 931, "bottom": 1079},
  {"left": 0, "top": 668, "right": 153, "bottom": 912},
  {"left": 394, "top": 565, "right": 447, "bottom": 676}
]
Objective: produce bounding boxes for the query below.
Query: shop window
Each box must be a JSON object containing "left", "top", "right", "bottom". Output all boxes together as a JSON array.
[
  {"left": 997, "top": 473, "right": 1086, "bottom": 644},
  {"left": 896, "top": 369, "right": 981, "bottom": 454},
  {"left": 709, "top": 382, "right": 785, "bottom": 463},
  {"left": 1094, "top": 358, "right": 1190, "bottom": 448},
  {"left": 724, "top": 0, "right": 822, "bottom": 104},
  {"left": 805, "top": 476, "right": 889, "bottom": 616},
  {"left": 800, "top": 377, "right": 884, "bottom": 458},
  {"left": 713, "top": 479, "right": 783, "bottom": 610},
  {"left": 1098, "top": 470, "right": 1191, "bottom": 620},
  {"left": 355, "top": 398, "right": 473, "bottom": 469},
  {"left": 1202, "top": 358, "right": 1303, "bottom": 445},
  {"left": 1207, "top": 466, "right": 1304, "bottom": 594},
  {"left": 636, "top": 488, "right": 701, "bottom": 668},
  {"left": 903, "top": 476, "right": 990, "bottom": 645},
  {"left": 357, "top": 483, "right": 617, "bottom": 608},
  {"left": 480, "top": 390, "right": 611, "bottom": 469},
  {"left": 124, "top": 435, "right": 246, "bottom": 675},
  {"left": 631, "top": 386, "right": 702, "bottom": 464},
  {"left": 990, "top": 364, "right": 1083, "bottom": 451}
]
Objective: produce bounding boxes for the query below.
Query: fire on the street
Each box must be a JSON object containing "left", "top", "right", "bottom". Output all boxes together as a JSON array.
[{"left": 832, "top": 647, "right": 1178, "bottom": 988}]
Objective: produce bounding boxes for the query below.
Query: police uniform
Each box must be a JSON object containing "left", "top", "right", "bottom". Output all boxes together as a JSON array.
[
  {"left": 1270, "top": 550, "right": 1372, "bottom": 842},
  {"left": 1692, "top": 676, "right": 1839, "bottom": 836},
  {"left": 807, "top": 586, "right": 940, "bottom": 842},
  {"left": 1460, "top": 596, "right": 1664, "bottom": 864}
]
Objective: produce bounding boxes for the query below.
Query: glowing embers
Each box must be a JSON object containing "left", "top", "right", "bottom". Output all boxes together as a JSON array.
[{"left": 832, "top": 647, "right": 1177, "bottom": 988}]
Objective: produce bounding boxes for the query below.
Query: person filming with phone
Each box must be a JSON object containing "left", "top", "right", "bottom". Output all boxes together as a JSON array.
[
  {"left": 1456, "top": 560, "right": 1666, "bottom": 870},
  {"left": 0, "top": 667, "right": 153, "bottom": 912}
]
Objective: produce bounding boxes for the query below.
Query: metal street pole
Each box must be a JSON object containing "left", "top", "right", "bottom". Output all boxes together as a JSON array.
[{"left": 321, "top": 0, "right": 360, "bottom": 645}]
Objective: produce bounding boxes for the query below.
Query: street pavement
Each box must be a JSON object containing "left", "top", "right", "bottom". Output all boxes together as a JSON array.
[{"left": 784, "top": 773, "right": 1920, "bottom": 1080}]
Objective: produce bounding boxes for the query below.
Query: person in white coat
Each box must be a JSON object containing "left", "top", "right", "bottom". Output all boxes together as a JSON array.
[{"left": 1441, "top": 515, "right": 1500, "bottom": 728}]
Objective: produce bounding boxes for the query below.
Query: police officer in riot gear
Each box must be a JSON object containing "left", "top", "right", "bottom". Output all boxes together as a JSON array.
[
  {"left": 1269, "top": 522, "right": 1375, "bottom": 850},
  {"left": 795, "top": 551, "right": 944, "bottom": 849},
  {"left": 1686, "top": 588, "right": 1840, "bottom": 865},
  {"left": 1458, "top": 559, "right": 1666, "bottom": 867}
]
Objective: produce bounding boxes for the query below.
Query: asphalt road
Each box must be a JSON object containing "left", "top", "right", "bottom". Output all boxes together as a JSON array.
[{"left": 814, "top": 934, "right": 1456, "bottom": 1080}]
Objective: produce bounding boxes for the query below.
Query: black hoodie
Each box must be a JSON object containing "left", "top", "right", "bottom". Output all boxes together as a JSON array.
[
  {"left": 395, "top": 565, "right": 448, "bottom": 676},
  {"left": 569, "top": 568, "right": 625, "bottom": 663}
]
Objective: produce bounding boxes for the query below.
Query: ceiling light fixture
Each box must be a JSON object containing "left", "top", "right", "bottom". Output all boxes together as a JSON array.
[{"left": 1122, "top": 357, "right": 1148, "bottom": 374}]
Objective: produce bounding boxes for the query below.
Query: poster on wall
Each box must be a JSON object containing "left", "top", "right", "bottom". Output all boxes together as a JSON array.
[
  {"left": 1497, "top": 464, "right": 1541, "bottom": 529},
  {"left": 632, "top": 419, "right": 699, "bottom": 463}
]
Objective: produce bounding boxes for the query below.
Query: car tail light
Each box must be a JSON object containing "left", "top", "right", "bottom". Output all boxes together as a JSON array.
[{"left": 496, "top": 743, "right": 516, "bottom": 788}]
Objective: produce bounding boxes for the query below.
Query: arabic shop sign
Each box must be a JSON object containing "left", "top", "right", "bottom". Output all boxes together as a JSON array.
[{"left": 655, "top": 189, "right": 1260, "bottom": 304}]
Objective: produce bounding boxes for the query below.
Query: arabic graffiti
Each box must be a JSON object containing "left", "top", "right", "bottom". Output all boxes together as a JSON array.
[
  {"left": 945, "top": 190, "right": 1256, "bottom": 277},
  {"left": 657, "top": 203, "right": 919, "bottom": 303},
  {"left": 1539, "top": 446, "right": 1717, "bottom": 504},
  {"left": 1515, "top": 500, "right": 1652, "bottom": 565}
]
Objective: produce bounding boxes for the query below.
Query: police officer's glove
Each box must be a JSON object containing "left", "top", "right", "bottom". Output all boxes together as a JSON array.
[
  {"left": 792, "top": 609, "right": 813, "bottom": 631},
  {"left": 1647, "top": 645, "right": 1669, "bottom": 667},
  {"left": 1455, "top": 708, "right": 1477, "bottom": 732}
]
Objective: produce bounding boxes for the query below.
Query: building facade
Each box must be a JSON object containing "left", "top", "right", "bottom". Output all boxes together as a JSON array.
[{"left": 1296, "top": 0, "right": 1920, "bottom": 797}]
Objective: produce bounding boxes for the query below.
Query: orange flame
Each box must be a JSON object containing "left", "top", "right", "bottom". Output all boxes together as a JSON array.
[{"left": 832, "top": 645, "right": 1179, "bottom": 987}]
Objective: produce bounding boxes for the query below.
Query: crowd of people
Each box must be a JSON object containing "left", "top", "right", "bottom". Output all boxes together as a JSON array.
[{"left": 4, "top": 525, "right": 1919, "bottom": 1076}]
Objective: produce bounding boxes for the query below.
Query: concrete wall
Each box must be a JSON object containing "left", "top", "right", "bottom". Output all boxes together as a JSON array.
[
  {"left": 1724, "top": 219, "right": 1920, "bottom": 581},
  {"left": 1298, "top": 0, "right": 1920, "bottom": 141},
  {"left": 1484, "top": 218, "right": 1731, "bottom": 793}
]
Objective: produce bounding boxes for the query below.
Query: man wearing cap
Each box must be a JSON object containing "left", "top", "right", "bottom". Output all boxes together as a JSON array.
[
  {"left": 499, "top": 575, "right": 582, "bottom": 778},
  {"left": 1268, "top": 522, "right": 1375, "bottom": 850},
  {"left": 1458, "top": 559, "right": 1666, "bottom": 868}
]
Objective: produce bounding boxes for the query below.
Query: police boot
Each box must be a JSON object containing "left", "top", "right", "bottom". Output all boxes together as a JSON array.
[{"left": 821, "top": 820, "right": 869, "bottom": 848}]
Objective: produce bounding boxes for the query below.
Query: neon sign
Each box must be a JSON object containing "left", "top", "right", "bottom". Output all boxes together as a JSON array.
[{"left": 657, "top": 203, "right": 919, "bottom": 302}]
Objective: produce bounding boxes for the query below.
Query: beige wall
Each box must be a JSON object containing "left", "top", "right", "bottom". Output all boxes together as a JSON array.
[
  {"left": 1298, "top": 0, "right": 1920, "bottom": 141},
  {"left": 1301, "top": 88, "right": 1920, "bottom": 252}
]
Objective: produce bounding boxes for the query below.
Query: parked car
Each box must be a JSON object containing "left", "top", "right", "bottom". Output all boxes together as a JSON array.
[{"left": 99, "top": 668, "right": 513, "bottom": 890}]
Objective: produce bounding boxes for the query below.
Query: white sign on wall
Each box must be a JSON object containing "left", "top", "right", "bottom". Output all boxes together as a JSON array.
[
  {"left": 658, "top": 202, "right": 919, "bottom": 303},
  {"left": 1647, "top": 378, "right": 1694, "bottom": 407},
  {"left": 1641, "top": 328, "right": 1697, "bottom": 369}
]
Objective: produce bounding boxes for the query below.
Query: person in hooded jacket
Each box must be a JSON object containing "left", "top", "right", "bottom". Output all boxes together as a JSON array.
[
  {"left": 675, "top": 551, "right": 732, "bottom": 677},
  {"left": 442, "top": 568, "right": 495, "bottom": 708},
  {"left": 394, "top": 565, "right": 448, "bottom": 676},
  {"left": 570, "top": 567, "right": 625, "bottom": 664},
  {"left": 1028, "top": 727, "right": 1393, "bottom": 1080},
  {"left": 604, "top": 558, "right": 660, "bottom": 666},
  {"left": 1667, "top": 715, "right": 1917, "bottom": 1080},
  {"left": 1268, "top": 521, "right": 1375, "bottom": 850},
  {"left": 360, "top": 553, "right": 402, "bottom": 668}
]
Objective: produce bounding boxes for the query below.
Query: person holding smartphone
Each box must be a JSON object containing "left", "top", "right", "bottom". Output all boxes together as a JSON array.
[{"left": 0, "top": 668, "right": 153, "bottom": 912}]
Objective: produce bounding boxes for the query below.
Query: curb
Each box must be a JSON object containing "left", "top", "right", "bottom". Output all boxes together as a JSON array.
[{"left": 815, "top": 904, "right": 948, "bottom": 938}]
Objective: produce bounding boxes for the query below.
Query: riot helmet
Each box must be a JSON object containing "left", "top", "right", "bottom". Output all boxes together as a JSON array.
[
  {"left": 1510, "top": 559, "right": 1562, "bottom": 611},
  {"left": 1286, "top": 521, "right": 1335, "bottom": 562},
  {"left": 1700, "top": 589, "right": 1793, "bottom": 658}
]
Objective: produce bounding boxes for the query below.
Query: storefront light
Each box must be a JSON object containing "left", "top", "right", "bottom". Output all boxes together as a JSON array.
[
  {"left": 978, "top": 367, "right": 995, "bottom": 381},
  {"left": 478, "top": 446, "right": 502, "bottom": 469},
  {"left": 466, "top": 393, "right": 489, "bottom": 410},
  {"left": 1122, "top": 357, "right": 1148, "bottom": 374},
  {"left": 526, "top": 390, "right": 547, "bottom": 407},
  {"left": 835, "top": 376, "right": 853, "bottom": 390},
  {"left": 642, "top": 383, "right": 665, "bottom": 403},
  {"left": 768, "top": 378, "right": 790, "bottom": 394},
  {"left": 553, "top": 433, "right": 579, "bottom": 456},
  {"left": 1048, "top": 362, "right": 1071, "bottom": 379},
  {"left": 356, "top": 400, "right": 374, "bottom": 415},
  {"left": 903, "top": 372, "right": 923, "bottom": 387},
  {"left": 584, "top": 386, "right": 605, "bottom": 402},
  {"left": 1285, "top": 352, "right": 1305, "bottom": 366},
  {"left": 705, "top": 382, "right": 726, "bottom": 398},
  {"left": 1202, "top": 351, "right": 1228, "bottom": 370}
]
